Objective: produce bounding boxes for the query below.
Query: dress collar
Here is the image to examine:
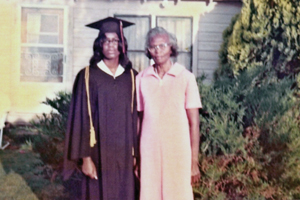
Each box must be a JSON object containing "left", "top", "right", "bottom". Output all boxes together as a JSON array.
[
  {"left": 97, "top": 60, "right": 124, "bottom": 78},
  {"left": 143, "top": 62, "right": 184, "bottom": 78}
]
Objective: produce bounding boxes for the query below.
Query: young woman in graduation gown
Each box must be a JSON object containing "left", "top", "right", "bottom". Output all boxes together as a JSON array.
[{"left": 63, "top": 17, "right": 139, "bottom": 200}]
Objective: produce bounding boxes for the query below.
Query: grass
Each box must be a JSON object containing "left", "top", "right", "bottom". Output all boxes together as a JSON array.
[
  {"left": 0, "top": 163, "right": 39, "bottom": 200},
  {"left": 0, "top": 128, "right": 69, "bottom": 200}
]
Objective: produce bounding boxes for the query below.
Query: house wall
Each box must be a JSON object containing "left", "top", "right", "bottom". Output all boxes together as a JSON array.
[
  {"left": 1, "top": 0, "right": 74, "bottom": 124},
  {"left": 198, "top": 2, "right": 241, "bottom": 82},
  {"left": 71, "top": 1, "right": 241, "bottom": 82},
  {"left": 0, "top": 2, "right": 14, "bottom": 120},
  {"left": 71, "top": 1, "right": 209, "bottom": 81},
  {"left": 1, "top": 0, "right": 241, "bottom": 124}
]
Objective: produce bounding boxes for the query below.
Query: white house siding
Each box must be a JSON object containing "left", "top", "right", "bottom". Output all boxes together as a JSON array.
[
  {"left": 71, "top": 1, "right": 211, "bottom": 81},
  {"left": 72, "top": 1, "right": 242, "bottom": 82},
  {"left": 197, "top": 2, "right": 242, "bottom": 83},
  {"left": 1, "top": 0, "right": 75, "bottom": 124},
  {"left": 2, "top": 0, "right": 242, "bottom": 123}
]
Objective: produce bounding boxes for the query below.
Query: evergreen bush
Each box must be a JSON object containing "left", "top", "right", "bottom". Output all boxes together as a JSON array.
[
  {"left": 217, "top": 0, "right": 300, "bottom": 80},
  {"left": 196, "top": 0, "right": 300, "bottom": 199},
  {"left": 28, "top": 91, "right": 71, "bottom": 169},
  {"left": 30, "top": 91, "right": 71, "bottom": 140}
]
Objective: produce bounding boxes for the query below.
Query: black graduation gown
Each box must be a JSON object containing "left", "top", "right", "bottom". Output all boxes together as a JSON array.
[{"left": 63, "top": 63, "right": 138, "bottom": 200}]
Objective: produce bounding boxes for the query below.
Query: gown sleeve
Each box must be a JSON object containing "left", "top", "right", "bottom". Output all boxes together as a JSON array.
[{"left": 63, "top": 68, "right": 92, "bottom": 180}]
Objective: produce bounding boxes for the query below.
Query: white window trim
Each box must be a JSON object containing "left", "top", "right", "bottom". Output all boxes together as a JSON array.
[
  {"left": 109, "top": 9, "right": 199, "bottom": 75},
  {"left": 19, "top": 4, "right": 69, "bottom": 84}
]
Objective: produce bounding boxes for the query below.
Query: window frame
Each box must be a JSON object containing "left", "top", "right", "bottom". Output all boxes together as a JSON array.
[
  {"left": 114, "top": 14, "right": 152, "bottom": 71},
  {"left": 20, "top": 4, "right": 69, "bottom": 83},
  {"left": 114, "top": 14, "right": 194, "bottom": 72},
  {"left": 114, "top": 14, "right": 151, "bottom": 54},
  {"left": 156, "top": 15, "right": 193, "bottom": 71}
]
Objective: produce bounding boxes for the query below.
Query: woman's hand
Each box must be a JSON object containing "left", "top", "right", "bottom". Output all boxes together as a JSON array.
[
  {"left": 82, "top": 157, "right": 98, "bottom": 180},
  {"left": 191, "top": 161, "right": 200, "bottom": 187}
]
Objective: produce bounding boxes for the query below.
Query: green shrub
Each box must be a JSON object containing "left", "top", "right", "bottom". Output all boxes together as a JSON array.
[
  {"left": 217, "top": 0, "right": 300, "bottom": 80},
  {"left": 198, "top": 77, "right": 246, "bottom": 156},
  {"left": 30, "top": 91, "right": 71, "bottom": 140},
  {"left": 27, "top": 91, "right": 71, "bottom": 169},
  {"left": 42, "top": 91, "right": 71, "bottom": 128},
  {"left": 0, "top": 149, "right": 69, "bottom": 200},
  {"left": 196, "top": 0, "right": 300, "bottom": 198},
  {"left": 197, "top": 73, "right": 300, "bottom": 198}
]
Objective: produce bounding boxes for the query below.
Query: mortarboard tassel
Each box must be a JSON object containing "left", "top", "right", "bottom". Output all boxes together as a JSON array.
[{"left": 120, "top": 21, "right": 125, "bottom": 54}]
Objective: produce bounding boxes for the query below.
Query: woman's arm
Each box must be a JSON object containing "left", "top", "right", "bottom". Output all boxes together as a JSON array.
[{"left": 186, "top": 108, "right": 201, "bottom": 186}]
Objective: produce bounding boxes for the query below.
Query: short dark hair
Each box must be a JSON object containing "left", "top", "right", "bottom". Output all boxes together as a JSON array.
[{"left": 145, "top": 27, "right": 178, "bottom": 59}]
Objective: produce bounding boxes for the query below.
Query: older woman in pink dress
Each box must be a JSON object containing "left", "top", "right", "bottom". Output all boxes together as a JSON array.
[{"left": 136, "top": 27, "right": 202, "bottom": 200}]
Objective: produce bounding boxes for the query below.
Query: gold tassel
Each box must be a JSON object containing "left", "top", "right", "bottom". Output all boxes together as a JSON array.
[
  {"left": 85, "top": 66, "right": 97, "bottom": 147},
  {"left": 90, "top": 126, "right": 96, "bottom": 147}
]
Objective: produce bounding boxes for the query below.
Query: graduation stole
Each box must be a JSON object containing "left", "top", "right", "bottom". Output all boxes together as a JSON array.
[{"left": 85, "top": 66, "right": 135, "bottom": 147}]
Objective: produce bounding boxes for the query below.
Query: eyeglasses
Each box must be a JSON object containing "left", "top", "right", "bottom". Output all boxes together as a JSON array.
[
  {"left": 103, "top": 39, "right": 119, "bottom": 45},
  {"left": 148, "top": 43, "right": 170, "bottom": 52}
]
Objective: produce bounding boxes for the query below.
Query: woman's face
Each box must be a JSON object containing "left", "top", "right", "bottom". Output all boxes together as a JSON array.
[
  {"left": 102, "top": 32, "right": 120, "bottom": 60},
  {"left": 148, "top": 34, "right": 172, "bottom": 66}
]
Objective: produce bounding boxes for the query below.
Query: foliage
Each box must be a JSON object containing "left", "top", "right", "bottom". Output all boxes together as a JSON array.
[
  {"left": 20, "top": 139, "right": 33, "bottom": 151},
  {"left": 42, "top": 91, "right": 71, "bottom": 127},
  {"left": 216, "top": 0, "right": 300, "bottom": 80},
  {"left": 24, "top": 91, "right": 71, "bottom": 170},
  {"left": 30, "top": 112, "right": 66, "bottom": 140},
  {"left": 196, "top": 0, "right": 300, "bottom": 198},
  {"left": 5, "top": 126, "right": 37, "bottom": 145},
  {"left": 0, "top": 149, "right": 68, "bottom": 199},
  {"left": 0, "top": 172, "right": 39, "bottom": 200},
  {"left": 198, "top": 68, "right": 300, "bottom": 199},
  {"left": 33, "top": 134, "right": 65, "bottom": 170},
  {"left": 30, "top": 91, "right": 71, "bottom": 140},
  {"left": 198, "top": 77, "right": 246, "bottom": 157}
]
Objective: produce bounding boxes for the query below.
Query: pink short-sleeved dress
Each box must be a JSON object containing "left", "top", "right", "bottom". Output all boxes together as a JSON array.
[{"left": 136, "top": 63, "right": 202, "bottom": 200}]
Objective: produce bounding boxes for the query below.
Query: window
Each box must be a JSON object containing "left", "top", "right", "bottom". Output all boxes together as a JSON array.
[
  {"left": 115, "top": 15, "right": 151, "bottom": 72},
  {"left": 116, "top": 15, "right": 193, "bottom": 72},
  {"left": 157, "top": 16, "right": 193, "bottom": 70},
  {"left": 21, "top": 6, "right": 65, "bottom": 82}
]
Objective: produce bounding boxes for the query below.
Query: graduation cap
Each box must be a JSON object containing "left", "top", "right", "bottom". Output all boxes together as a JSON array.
[{"left": 86, "top": 17, "right": 134, "bottom": 53}]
